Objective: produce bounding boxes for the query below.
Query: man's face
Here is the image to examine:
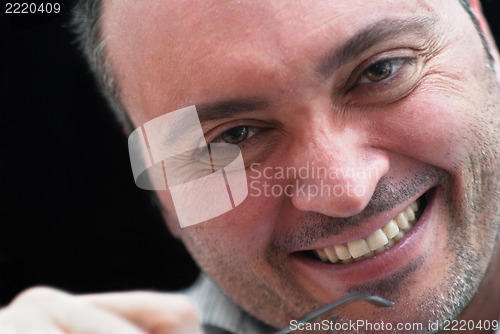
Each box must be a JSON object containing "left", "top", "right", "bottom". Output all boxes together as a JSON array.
[{"left": 104, "top": 0, "right": 500, "bottom": 331}]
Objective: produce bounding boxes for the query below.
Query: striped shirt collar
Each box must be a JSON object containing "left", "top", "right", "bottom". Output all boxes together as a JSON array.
[{"left": 185, "top": 274, "right": 277, "bottom": 334}]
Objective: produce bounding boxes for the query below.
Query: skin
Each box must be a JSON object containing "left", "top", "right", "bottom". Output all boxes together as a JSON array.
[
  {"left": 101, "top": 0, "right": 500, "bottom": 332},
  {"left": 0, "top": 0, "right": 498, "bottom": 333}
]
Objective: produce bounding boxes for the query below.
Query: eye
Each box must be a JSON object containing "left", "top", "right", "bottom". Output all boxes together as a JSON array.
[
  {"left": 358, "top": 58, "right": 406, "bottom": 84},
  {"left": 344, "top": 51, "right": 423, "bottom": 106},
  {"left": 215, "top": 126, "right": 257, "bottom": 145}
]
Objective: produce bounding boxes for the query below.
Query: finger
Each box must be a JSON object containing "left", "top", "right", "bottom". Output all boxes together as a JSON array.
[
  {"left": 2, "top": 287, "right": 147, "bottom": 334},
  {"left": 0, "top": 305, "right": 65, "bottom": 334},
  {"left": 80, "top": 292, "right": 203, "bottom": 334}
]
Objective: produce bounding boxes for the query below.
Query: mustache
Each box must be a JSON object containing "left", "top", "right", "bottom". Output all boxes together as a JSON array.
[{"left": 268, "top": 167, "right": 445, "bottom": 253}]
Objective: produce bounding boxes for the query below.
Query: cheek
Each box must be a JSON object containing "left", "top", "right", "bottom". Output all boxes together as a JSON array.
[
  {"left": 211, "top": 177, "right": 284, "bottom": 247},
  {"left": 369, "top": 91, "right": 479, "bottom": 172},
  {"left": 163, "top": 172, "right": 285, "bottom": 261}
]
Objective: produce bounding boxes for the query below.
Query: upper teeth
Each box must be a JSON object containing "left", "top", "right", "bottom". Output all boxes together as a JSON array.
[{"left": 314, "top": 200, "right": 419, "bottom": 264}]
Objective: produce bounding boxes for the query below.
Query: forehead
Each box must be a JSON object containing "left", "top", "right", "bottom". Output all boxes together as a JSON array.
[{"left": 102, "top": 0, "right": 456, "bottom": 122}]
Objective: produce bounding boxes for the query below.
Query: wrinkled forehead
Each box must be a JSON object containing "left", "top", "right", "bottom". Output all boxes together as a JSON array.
[
  {"left": 101, "top": 0, "right": 455, "bottom": 123},
  {"left": 103, "top": 0, "right": 443, "bottom": 61}
]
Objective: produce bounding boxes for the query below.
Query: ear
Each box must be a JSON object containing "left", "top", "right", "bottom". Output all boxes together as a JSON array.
[
  {"left": 164, "top": 213, "right": 182, "bottom": 239},
  {"left": 468, "top": 0, "right": 488, "bottom": 34},
  {"left": 468, "top": 0, "right": 500, "bottom": 82},
  {"left": 156, "top": 191, "right": 183, "bottom": 239}
]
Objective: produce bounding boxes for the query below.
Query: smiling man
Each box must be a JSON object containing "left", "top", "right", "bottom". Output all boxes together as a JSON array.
[{"left": 1, "top": 0, "right": 499, "bottom": 333}]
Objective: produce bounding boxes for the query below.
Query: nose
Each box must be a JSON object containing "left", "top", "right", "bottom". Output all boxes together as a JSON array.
[{"left": 288, "top": 124, "right": 389, "bottom": 218}]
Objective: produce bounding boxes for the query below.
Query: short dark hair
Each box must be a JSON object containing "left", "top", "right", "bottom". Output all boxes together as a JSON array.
[
  {"left": 71, "top": 0, "right": 132, "bottom": 132},
  {"left": 70, "top": 0, "right": 493, "bottom": 130}
]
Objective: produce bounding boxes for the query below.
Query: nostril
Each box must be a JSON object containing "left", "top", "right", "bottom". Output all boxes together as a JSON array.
[
  {"left": 288, "top": 152, "right": 386, "bottom": 217},
  {"left": 333, "top": 194, "right": 371, "bottom": 217},
  {"left": 290, "top": 183, "right": 372, "bottom": 218}
]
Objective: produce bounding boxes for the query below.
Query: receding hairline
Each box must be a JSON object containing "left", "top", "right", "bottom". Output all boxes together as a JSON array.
[{"left": 71, "top": 0, "right": 492, "bottom": 132}]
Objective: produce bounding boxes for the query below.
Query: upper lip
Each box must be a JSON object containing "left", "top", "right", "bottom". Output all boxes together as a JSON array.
[{"left": 292, "top": 188, "right": 430, "bottom": 253}]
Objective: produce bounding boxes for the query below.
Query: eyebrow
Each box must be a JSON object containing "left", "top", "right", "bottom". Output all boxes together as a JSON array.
[
  {"left": 317, "top": 16, "right": 437, "bottom": 79},
  {"left": 196, "top": 98, "right": 269, "bottom": 122},
  {"left": 195, "top": 16, "right": 437, "bottom": 122}
]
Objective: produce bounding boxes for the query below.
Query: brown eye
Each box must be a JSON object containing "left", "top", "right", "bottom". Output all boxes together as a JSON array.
[
  {"left": 221, "top": 126, "right": 254, "bottom": 144},
  {"left": 360, "top": 59, "right": 406, "bottom": 83},
  {"left": 366, "top": 61, "right": 392, "bottom": 81}
]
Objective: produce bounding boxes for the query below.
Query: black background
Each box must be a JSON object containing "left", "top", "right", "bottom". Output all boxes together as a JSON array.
[{"left": 1, "top": 0, "right": 500, "bottom": 305}]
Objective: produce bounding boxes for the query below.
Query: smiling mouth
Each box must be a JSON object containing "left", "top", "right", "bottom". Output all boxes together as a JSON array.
[{"left": 306, "top": 194, "right": 428, "bottom": 264}]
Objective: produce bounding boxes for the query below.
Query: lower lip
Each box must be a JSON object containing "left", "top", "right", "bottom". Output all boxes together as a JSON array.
[{"left": 290, "top": 189, "right": 437, "bottom": 285}]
